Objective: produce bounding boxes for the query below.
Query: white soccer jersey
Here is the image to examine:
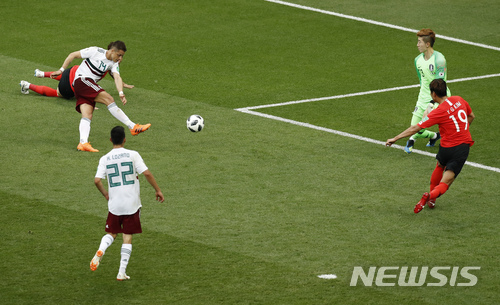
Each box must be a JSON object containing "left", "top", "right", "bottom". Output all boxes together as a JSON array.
[
  {"left": 74, "top": 46, "right": 120, "bottom": 83},
  {"left": 95, "top": 147, "right": 148, "bottom": 215}
]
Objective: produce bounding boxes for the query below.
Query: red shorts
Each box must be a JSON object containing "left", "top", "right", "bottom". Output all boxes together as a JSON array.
[
  {"left": 105, "top": 209, "right": 142, "bottom": 234},
  {"left": 73, "top": 77, "right": 104, "bottom": 113}
]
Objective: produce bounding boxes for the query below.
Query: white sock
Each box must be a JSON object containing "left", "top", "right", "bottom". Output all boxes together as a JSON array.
[
  {"left": 107, "top": 103, "right": 135, "bottom": 129},
  {"left": 79, "top": 118, "right": 91, "bottom": 144},
  {"left": 98, "top": 234, "right": 115, "bottom": 254},
  {"left": 119, "top": 244, "right": 132, "bottom": 274}
]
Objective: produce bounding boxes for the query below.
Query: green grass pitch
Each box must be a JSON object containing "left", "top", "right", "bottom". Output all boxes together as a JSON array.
[{"left": 1, "top": 0, "right": 499, "bottom": 304}]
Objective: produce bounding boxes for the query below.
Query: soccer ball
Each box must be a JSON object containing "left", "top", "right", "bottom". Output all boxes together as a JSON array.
[{"left": 186, "top": 114, "right": 204, "bottom": 132}]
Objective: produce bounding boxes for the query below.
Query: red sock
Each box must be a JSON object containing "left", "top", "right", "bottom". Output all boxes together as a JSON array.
[
  {"left": 430, "top": 183, "right": 449, "bottom": 200},
  {"left": 43, "top": 71, "right": 62, "bottom": 81},
  {"left": 430, "top": 163, "right": 444, "bottom": 192},
  {"left": 29, "top": 84, "right": 58, "bottom": 97}
]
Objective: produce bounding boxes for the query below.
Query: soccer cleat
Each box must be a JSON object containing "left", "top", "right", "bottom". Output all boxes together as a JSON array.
[
  {"left": 90, "top": 250, "right": 104, "bottom": 271},
  {"left": 77, "top": 142, "right": 99, "bottom": 152},
  {"left": 130, "top": 123, "right": 151, "bottom": 136},
  {"left": 414, "top": 192, "right": 430, "bottom": 214},
  {"left": 19, "top": 80, "right": 30, "bottom": 94},
  {"left": 34, "top": 69, "right": 45, "bottom": 78},
  {"left": 404, "top": 139, "right": 414, "bottom": 154},
  {"left": 117, "top": 273, "right": 130, "bottom": 281},
  {"left": 426, "top": 132, "right": 441, "bottom": 147},
  {"left": 427, "top": 199, "right": 436, "bottom": 209}
]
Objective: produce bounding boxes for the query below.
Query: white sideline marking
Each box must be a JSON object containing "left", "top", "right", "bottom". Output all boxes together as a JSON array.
[
  {"left": 240, "top": 84, "right": 419, "bottom": 111},
  {"left": 265, "top": 0, "right": 500, "bottom": 52},
  {"left": 238, "top": 73, "right": 500, "bottom": 110},
  {"left": 318, "top": 274, "right": 337, "bottom": 279},
  {"left": 235, "top": 108, "right": 500, "bottom": 173}
]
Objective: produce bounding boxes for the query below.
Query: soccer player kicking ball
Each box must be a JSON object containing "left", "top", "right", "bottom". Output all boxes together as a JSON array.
[
  {"left": 386, "top": 79, "right": 475, "bottom": 213},
  {"left": 91, "top": 126, "right": 164, "bottom": 280},
  {"left": 50, "top": 41, "right": 151, "bottom": 152}
]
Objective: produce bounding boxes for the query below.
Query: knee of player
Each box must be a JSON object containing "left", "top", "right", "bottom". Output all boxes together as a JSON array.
[
  {"left": 97, "top": 92, "right": 115, "bottom": 105},
  {"left": 104, "top": 96, "right": 115, "bottom": 106}
]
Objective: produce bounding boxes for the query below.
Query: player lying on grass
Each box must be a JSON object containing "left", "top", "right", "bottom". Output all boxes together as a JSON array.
[
  {"left": 20, "top": 65, "right": 134, "bottom": 99},
  {"left": 386, "top": 79, "right": 475, "bottom": 213}
]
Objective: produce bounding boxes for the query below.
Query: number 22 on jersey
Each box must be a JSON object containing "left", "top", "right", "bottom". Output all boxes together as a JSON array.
[{"left": 107, "top": 162, "right": 135, "bottom": 187}]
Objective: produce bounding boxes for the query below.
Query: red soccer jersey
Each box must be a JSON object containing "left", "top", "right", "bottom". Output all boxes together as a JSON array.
[
  {"left": 69, "top": 66, "right": 78, "bottom": 92},
  {"left": 418, "top": 96, "right": 474, "bottom": 148}
]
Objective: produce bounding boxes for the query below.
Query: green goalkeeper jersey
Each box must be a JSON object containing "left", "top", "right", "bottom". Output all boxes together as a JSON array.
[{"left": 414, "top": 50, "right": 451, "bottom": 109}]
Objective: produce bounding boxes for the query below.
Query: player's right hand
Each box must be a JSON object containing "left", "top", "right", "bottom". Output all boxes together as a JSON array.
[{"left": 385, "top": 138, "right": 396, "bottom": 147}]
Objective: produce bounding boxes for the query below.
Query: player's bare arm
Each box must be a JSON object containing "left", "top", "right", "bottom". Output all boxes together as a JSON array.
[
  {"left": 113, "top": 72, "right": 127, "bottom": 105},
  {"left": 94, "top": 177, "right": 110, "bottom": 201},
  {"left": 51, "top": 51, "right": 82, "bottom": 79},
  {"left": 142, "top": 170, "right": 165, "bottom": 203},
  {"left": 386, "top": 125, "right": 423, "bottom": 147},
  {"left": 109, "top": 71, "right": 134, "bottom": 89}
]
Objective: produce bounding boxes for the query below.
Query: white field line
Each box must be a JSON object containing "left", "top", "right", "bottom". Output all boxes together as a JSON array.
[
  {"left": 265, "top": 0, "right": 500, "bottom": 52},
  {"left": 238, "top": 73, "right": 500, "bottom": 111},
  {"left": 235, "top": 108, "right": 500, "bottom": 173}
]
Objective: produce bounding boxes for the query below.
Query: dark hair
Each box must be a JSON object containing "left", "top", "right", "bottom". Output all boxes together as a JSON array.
[
  {"left": 429, "top": 79, "right": 447, "bottom": 97},
  {"left": 111, "top": 126, "right": 126, "bottom": 145},
  {"left": 107, "top": 40, "right": 127, "bottom": 52},
  {"left": 417, "top": 28, "right": 436, "bottom": 47}
]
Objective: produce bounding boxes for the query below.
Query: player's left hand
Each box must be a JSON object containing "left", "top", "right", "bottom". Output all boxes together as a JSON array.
[
  {"left": 156, "top": 191, "right": 165, "bottom": 203},
  {"left": 50, "top": 70, "right": 62, "bottom": 79}
]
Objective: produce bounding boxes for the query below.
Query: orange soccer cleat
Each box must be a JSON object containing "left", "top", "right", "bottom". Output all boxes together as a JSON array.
[
  {"left": 130, "top": 123, "right": 151, "bottom": 136},
  {"left": 77, "top": 142, "right": 99, "bottom": 152},
  {"left": 90, "top": 250, "right": 104, "bottom": 271}
]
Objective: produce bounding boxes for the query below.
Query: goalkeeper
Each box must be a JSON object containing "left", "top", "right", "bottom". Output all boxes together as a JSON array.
[{"left": 405, "top": 28, "right": 451, "bottom": 154}]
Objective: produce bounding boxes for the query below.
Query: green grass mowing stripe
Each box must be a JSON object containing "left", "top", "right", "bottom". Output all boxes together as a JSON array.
[
  {"left": 0, "top": 191, "right": 385, "bottom": 304},
  {"left": 237, "top": 108, "right": 500, "bottom": 173},
  {"left": 2, "top": 1, "right": 500, "bottom": 304},
  {"left": 264, "top": 0, "right": 500, "bottom": 52}
]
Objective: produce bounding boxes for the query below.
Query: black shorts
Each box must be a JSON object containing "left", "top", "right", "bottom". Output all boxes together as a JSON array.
[
  {"left": 436, "top": 144, "right": 470, "bottom": 177},
  {"left": 57, "top": 68, "right": 75, "bottom": 99}
]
